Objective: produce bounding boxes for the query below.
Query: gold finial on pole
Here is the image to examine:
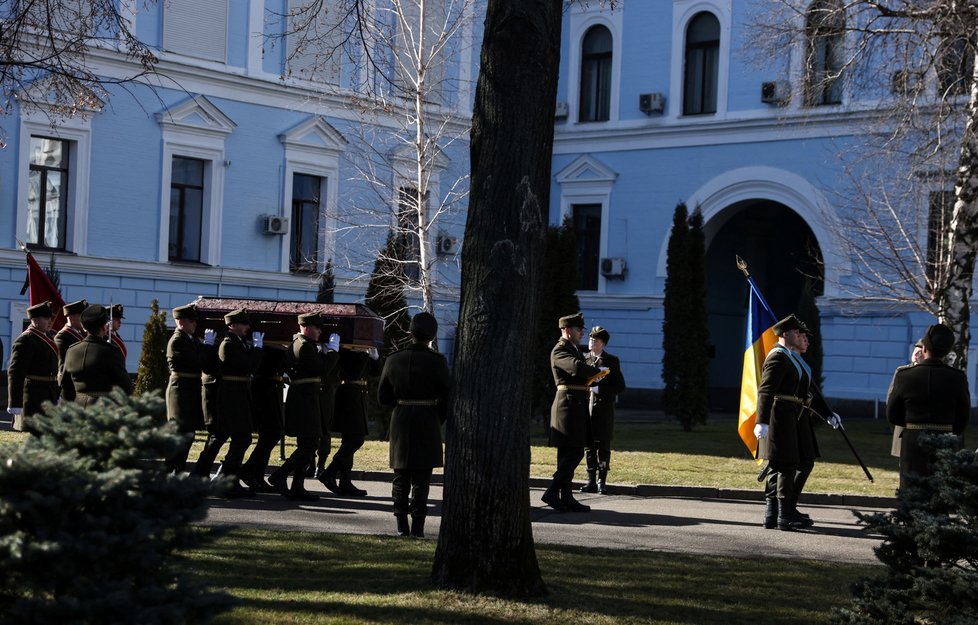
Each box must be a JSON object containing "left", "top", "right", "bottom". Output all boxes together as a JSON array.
[{"left": 735, "top": 255, "right": 750, "bottom": 278}]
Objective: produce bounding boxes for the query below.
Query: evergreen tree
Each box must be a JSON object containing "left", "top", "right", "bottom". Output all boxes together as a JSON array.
[
  {"left": 661, "top": 202, "right": 691, "bottom": 417},
  {"left": 679, "top": 208, "right": 710, "bottom": 429},
  {"left": 316, "top": 258, "right": 335, "bottom": 304},
  {"left": 531, "top": 216, "right": 581, "bottom": 422},
  {"left": 134, "top": 299, "right": 169, "bottom": 397},
  {"left": 834, "top": 435, "right": 978, "bottom": 625},
  {"left": 365, "top": 232, "right": 411, "bottom": 440},
  {"left": 0, "top": 390, "right": 233, "bottom": 624},
  {"left": 797, "top": 275, "right": 824, "bottom": 389}
]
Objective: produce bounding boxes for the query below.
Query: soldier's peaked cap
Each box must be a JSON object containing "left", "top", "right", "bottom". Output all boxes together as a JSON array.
[
  {"left": 772, "top": 314, "right": 811, "bottom": 337},
  {"left": 110, "top": 304, "right": 125, "bottom": 319},
  {"left": 81, "top": 304, "right": 109, "bottom": 328},
  {"left": 27, "top": 301, "right": 54, "bottom": 318},
  {"left": 172, "top": 304, "right": 198, "bottom": 320},
  {"left": 410, "top": 312, "right": 438, "bottom": 340},
  {"left": 224, "top": 308, "right": 251, "bottom": 325},
  {"left": 559, "top": 313, "right": 585, "bottom": 329},
  {"left": 590, "top": 326, "right": 610, "bottom": 343},
  {"left": 63, "top": 299, "right": 88, "bottom": 316},
  {"left": 920, "top": 323, "right": 954, "bottom": 358},
  {"left": 298, "top": 312, "right": 322, "bottom": 327}
]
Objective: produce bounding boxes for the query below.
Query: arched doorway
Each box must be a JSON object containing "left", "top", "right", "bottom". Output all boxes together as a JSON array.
[{"left": 704, "top": 199, "right": 824, "bottom": 409}]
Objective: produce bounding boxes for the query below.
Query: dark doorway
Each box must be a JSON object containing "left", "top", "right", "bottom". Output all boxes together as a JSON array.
[{"left": 703, "top": 200, "right": 823, "bottom": 410}]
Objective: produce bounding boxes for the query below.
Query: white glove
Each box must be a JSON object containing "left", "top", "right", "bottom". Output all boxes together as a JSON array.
[
  {"left": 281, "top": 373, "right": 291, "bottom": 385},
  {"left": 590, "top": 385, "right": 600, "bottom": 394},
  {"left": 203, "top": 328, "right": 216, "bottom": 346},
  {"left": 600, "top": 366, "right": 609, "bottom": 372},
  {"left": 326, "top": 333, "right": 340, "bottom": 352},
  {"left": 7, "top": 407, "right": 22, "bottom": 416},
  {"left": 754, "top": 423, "right": 769, "bottom": 439},
  {"left": 828, "top": 412, "right": 842, "bottom": 430},
  {"left": 251, "top": 331, "right": 264, "bottom": 349},
  {"left": 367, "top": 347, "right": 379, "bottom": 360}
]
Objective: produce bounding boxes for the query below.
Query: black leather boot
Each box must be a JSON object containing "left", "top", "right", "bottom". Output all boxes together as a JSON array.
[
  {"left": 580, "top": 470, "right": 598, "bottom": 493},
  {"left": 762, "top": 498, "right": 778, "bottom": 529},
  {"left": 338, "top": 470, "right": 367, "bottom": 497},
  {"left": 560, "top": 485, "right": 591, "bottom": 512},
  {"left": 317, "top": 463, "right": 340, "bottom": 494},
  {"left": 395, "top": 514, "right": 410, "bottom": 537},
  {"left": 541, "top": 483, "right": 567, "bottom": 511},
  {"left": 788, "top": 495, "right": 814, "bottom": 525},
  {"left": 777, "top": 500, "right": 808, "bottom": 531},
  {"left": 411, "top": 516, "right": 425, "bottom": 538},
  {"left": 597, "top": 469, "right": 609, "bottom": 495}
]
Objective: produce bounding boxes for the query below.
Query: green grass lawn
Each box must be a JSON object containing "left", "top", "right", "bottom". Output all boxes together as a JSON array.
[{"left": 189, "top": 528, "right": 876, "bottom": 625}]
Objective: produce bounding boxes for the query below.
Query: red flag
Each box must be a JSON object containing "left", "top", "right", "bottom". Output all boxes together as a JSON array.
[{"left": 25, "top": 251, "right": 66, "bottom": 331}]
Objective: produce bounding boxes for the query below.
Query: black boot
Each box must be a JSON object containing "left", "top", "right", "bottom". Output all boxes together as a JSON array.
[
  {"left": 597, "top": 469, "right": 609, "bottom": 495},
  {"left": 541, "top": 483, "right": 567, "bottom": 511},
  {"left": 338, "top": 470, "right": 367, "bottom": 497},
  {"left": 411, "top": 516, "right": 425, "bottom": 538},
  {"left": 762, "top": 498, "right": 778, "bottom": 529},
  {"left": 268, "top": 469, "right": 292, "bottom": 499},
  {"left": 560, "top": 485, "right": 591, "bottom": 512},
  {"left": 788, "top": 495, "right": 814, "bottom": 525},
  {"left": 395, "top": 514, "right": 410, "bottom": 537},
  {"left": 777, "top": 500, "right": 808, "bottom": 531},
  {"left": 317, "top": 463, "right": 340, "bottom": 494},
  {"left": 579, "top": 470, "right": 598, "bottom": 493}
]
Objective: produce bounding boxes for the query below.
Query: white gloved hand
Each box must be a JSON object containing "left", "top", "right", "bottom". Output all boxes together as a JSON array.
[
  {"left": 754, "top": 423, "right": 769, "bottom": 440},
  {"left": 590, "top": 385, "right": 600, "bottom": 395},
  {"left": 367, "top": 347, "right": 379, "bottom": 360},
  {"left": 281, "top": 373, "right": 291, "bottom": 385},
  {"left": 7, "top": 407, "right": 23, "bottom": 416},
  {"left": 203, "top": 328, "right": 216, "bottom": 346},
  {"left": 600, "top": 366, "right": 609, "bottom": 372},
  {"left": 326, "top": 333, "right": 340, "bottom": 352},
  {"left": 251, "top": 331, "right": 264, "bottom": 349},
  {"left": 828, "top": 412, "right": 842, "bottom": 430}
]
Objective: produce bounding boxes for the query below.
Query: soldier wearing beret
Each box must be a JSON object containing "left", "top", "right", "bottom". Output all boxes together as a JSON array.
[
  {"left": 6, "top": 301, "right": 59, "bottom": 431},
  {"left": 54, "top": 299, "right": 88, "bottom": 392},
  {"left": 754, "top": 314, "right": 835, "bottom": 531},
  {"left": 62, "top": 305, "right": 133, "bottom": 406},
  {"left": 886, "top": 323, "right": 971, "bottom": 490},
  {"left": 164, "top": 304, "right": 217, "bottom": 473},
  {"left": 580, "top": 326, "right": 626, "bottom": 495},
  {"left": 268, "top": 313, "right": 340, "bottom": 501},
  {"left": 378, "top": 311, "right": 451, "bottom": 537},
  {"left": 542, "top": 313, "right": 603, "bottom": 513},
  {"left": 192, "top": 308, "right": 264, "bottom": 498}
]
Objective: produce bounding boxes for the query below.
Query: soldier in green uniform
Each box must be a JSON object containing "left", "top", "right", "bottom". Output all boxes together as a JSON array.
[
  {"left": 6, "top": 301, "right": 59, "bottom": 431},
  {"left": 543, "top": 313, "right": 602, "bottom": 513},
  {"left": 379, "top": 312, "right": 451, "bottom": 538},
  {"left": 109, "top": 303, "right": 127, "bottom": 361},
  {"left": 309, "top": 357, "right": 341, "bottom": 479},
  {"left": 62, "top": 304, "right": 133, "bottom": 406},
  {"left": 240, "top": 343, "right": 290, "bottom": 491},
  {"left": 192, "top": 308, "right": 263, "bottom": 498},
  {"left": 164, "top": 304, "right": 216, "bottom": 473},
  {"left": 580, "top": 326, "right": 626, "bottom": 495},
  {"left": 54, "top": 299, "right": 88, "bottom": 395},
  {"left": 269, "top": 313, "right": 340, "bottom": 501},
  {"left": 886, "top": 323, "right": 971, "bottom": 490}
]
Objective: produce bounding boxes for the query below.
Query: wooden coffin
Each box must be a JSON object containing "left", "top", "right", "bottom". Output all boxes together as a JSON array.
[{"left": 188, "top": 296, "right": 384, "bottom": 349}]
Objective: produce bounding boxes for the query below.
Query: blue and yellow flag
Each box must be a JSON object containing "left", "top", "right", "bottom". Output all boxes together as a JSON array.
[{"left": 737, "top": 278, "right": 779, "bottom": 460}]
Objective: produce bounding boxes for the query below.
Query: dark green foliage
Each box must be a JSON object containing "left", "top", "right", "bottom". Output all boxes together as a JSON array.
[
  {"left": 134, "top": 299, "right": 169, "bottom": 397},
  {"left": 662, "top": 203, "right": 710, "bottom": 430},
  {"left": 365, "top": 232, "right": 411, "bottom": 440},
  {"left": 834, "top": 435, "right": 978, "bottom": 625},
  {"left": 0, "top": 390, "right": 233, "bottom": 625},
  {"left": 317, "top": 259, "right": 336, "bottom": 304},
  {"left": 531, "top": 216, "right": 581, "bottom": 421},
  {"left": 45, "top": 253, "right": 61, "bottom": 293},
  {"left": 797, "top": 276, "right": 824, "bottom": 388}
]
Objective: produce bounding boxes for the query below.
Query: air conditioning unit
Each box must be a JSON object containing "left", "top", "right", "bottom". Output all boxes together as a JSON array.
[
  {"left": 261, "top": 214, "right": 289, "bottom": 235},
  {"left": 891, "top": 69, "right": 923, "bottom": 94},
  {"left": 554, "top": 101, "right": 569, "bottom": 121},
  {"left": 436, "top": 233, "right": 460, "bottom": 256},
  {"left": 639, "top": 92, "right": 665, "bottom": 115},
  {"left": 600, "top": 257, "right": 626, "bottom": 279},
  {"left": 761, "top": 80, "right": 790, "bottom": 105}
]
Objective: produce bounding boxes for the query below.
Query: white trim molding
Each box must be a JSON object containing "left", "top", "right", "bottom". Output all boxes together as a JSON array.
[
  {"left": 566, "top": 5, "right": 624, "bottom": 125},
  {"left": 670, "top": 0, "right": 732, "bottom": 119}
]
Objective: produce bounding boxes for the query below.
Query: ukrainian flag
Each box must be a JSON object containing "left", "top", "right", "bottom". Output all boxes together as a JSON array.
[{"left": 737, "top": 278, "right": 779, "bottom": 460}]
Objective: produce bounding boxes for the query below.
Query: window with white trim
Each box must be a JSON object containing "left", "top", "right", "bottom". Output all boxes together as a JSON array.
[
  {"left": 683, "top": 12, "right": 720, "bottom": 115},
  {"left": 290, "top": 173, "right": 324, "bottom": 272},
  {"left": 579, "top": 25, "right": 612, "bottom": 122},
  {"left": 26, "top": 136, "right": 70, "bottom": 250},
  {"left": 804, "top": 0, "right": 844, "bottom": 106}
]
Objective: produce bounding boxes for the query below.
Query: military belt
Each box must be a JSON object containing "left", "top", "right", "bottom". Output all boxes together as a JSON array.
[
  {"left": 222, "top": 375, "right": 252, "bottom": 383},
  {"left": 289, "top": 377, "right": 321, "bottom": 385},
  {"left": 170, "top": 372, "right": 202, "bottom": 380},
  {"left": 254, "top": 374, "right": 284, "bottom": 382},
  {"left": 26, "top": 375, "right": 57, "bottom": 383},
  {"left": 557, "top": 384, "right": 589, "bottom": 392},
  {"left": 904, "top": 423, "right": 953, "bottom": 432},
  {"left": 773, "top": 394, "right": 811, "bottom": 406},
  {"left": 341, "top": 379, "right": 368, "bottom": 386},
  {"left": 397, "top": 399, "right": 439, "bottom": 406}
]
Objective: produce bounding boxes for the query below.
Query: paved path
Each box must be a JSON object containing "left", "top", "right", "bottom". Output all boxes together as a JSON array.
[{"left": 204, "top": 478, "right": 887, "bottom": 566}]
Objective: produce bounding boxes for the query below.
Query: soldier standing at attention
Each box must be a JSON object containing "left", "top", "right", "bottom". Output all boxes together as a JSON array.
[
  {"left": 62, "top": 304, "right": 133, "bottom": 406},
  {"left": 109, "top": 304, "right": 127, "bottom": 361},
  {"left": 55, "top": 299, "right": 88, "bottom": 393},
  {"left": 378, "top": 311, "right": 451, "bottom": 538},
  {"left": 542, "top": 313, "right": 602, "bottom": 513},
  {"left": 886, "top": 323, "right": 970, "bottom": 490},
  {"left": 580, "top": 326, "right": 626, "bottom": 495},
  {"left": 164, "top": 304, "right": 216, "bottom": 473},
  {"left": 890, "top": 340, "right": 924, "bottom": 461},
  {"left": 269, "top": 313, "right": 340, "bottom": 501},
  {"left": 192, "top": 308, "right": 263, "bottom": 498},
  {"left": 6, "top": 301, "right": 59, "bottom": 432}
]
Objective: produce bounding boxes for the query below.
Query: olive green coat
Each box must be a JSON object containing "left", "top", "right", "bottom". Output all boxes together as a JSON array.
[
  {"left": 284, "top": 335, "right": 338, "bottom": 438},
  {"left": 549, "top": 337, "right": 601, "bottom": 448},
  {"left": 165, "top": 329, "right": 213, "bottom": 432},
  {"left": 62, "top": 335, "right": 133, "bottom": 406},
  {"left": 331, "top": 350, "right": 382, "bottom": 437},
  {"left": 211, "top": 334, "right": 262, "bottom": 434},
  {"left": 584, "top": 350, "right": 626, "bottom": 443},
  {"left": 7, "top": 328, "right": 60, "bottom": 430}
]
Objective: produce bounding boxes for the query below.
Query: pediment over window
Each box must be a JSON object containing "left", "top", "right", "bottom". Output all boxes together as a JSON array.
[
  {"left": 156, "top": 95, "right": 236, "bottom": 136},
  {"left": 19, "top": 75, "right": 105, "bottom": 115},
  {"left": 555, "top": 154, "right": 618, "bottom": 185},
  {"left": 279, "top": 116, "right": 348, "bottom": 154}
]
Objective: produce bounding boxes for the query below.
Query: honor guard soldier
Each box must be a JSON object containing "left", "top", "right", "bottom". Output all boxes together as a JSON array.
[
  {"left": 269, "top": 313, "right": 340, "bottom": 501},
  {"left": 754, "top": 314, "right": 836, "bottom": 531},
  {"left": 580, "top": 326, "right": 626, "bottom": 495},
  {"left": 319, "top": 344, "right": 381, "bottom": 496},
  {"left": 62, "top": 304, "right": 133, "bottom": 406},
  {"left": 192, "top": 308, "right": 264, "bottom": 498},
  {"left": 309, "top": 354, "right": 341, "bottom": 479},
  {"left": 542, "top": 313, "right": 602, "bottom": 513},
  {"left": 109, "top": 304, "right": 127, "bottom": 361},
  {"left": 54, "top": 299, "right": 88, "bottom": 391},
  {"left": 886, "top": 323, "right": 971, "bottom": 490},
  {"left": 240, "top": 341, "right": 291, "bottom": 492},
  {"left": 164, "top": 304, "right": 217, "bottom": 473},
  {"left": 6, "top": 301, "right": 59, "bottom": 431},
  {"left": 378, "top": 312, "right": 451, "bottom": 537}
]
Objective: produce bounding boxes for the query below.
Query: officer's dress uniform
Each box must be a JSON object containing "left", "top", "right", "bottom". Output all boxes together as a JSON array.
[
  {"left": 241, "top": 345, "right": 289, "bottom": 489},
  {"left": 7, "top": 326, "right": 59, "bottom": 431},
  {"left": 62, "top": 335, "right": 133, "bottom": 406},
  {"left": 165, "top": 327, "right": 214, "bottom": 472},
  {"left": 378, "top": 341, "right": 451, "bottom": 534},
  {"left": 583, "top": 348, "right": 626, "bottom": 492},
  {"left": 312, "top": 362, "right": 341, "bottom": 476},
  {"left": 886, "top": 357, "right": 970, "bottom": 488},
  {"left": 54, "top": 324, "right": 86, "bottom": 395}
]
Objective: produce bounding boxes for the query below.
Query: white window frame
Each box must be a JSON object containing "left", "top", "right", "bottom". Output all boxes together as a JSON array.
[
  {"left": 390, "top": 142, "right": 449, "bottom": 277},
  {"left": 566, "top": 6, "right": 623, "bottom": 125},
  {"left": 670, "top": 1, "right": 732, "bottom": 119}
]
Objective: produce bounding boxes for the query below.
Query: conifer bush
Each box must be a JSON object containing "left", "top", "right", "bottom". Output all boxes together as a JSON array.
[
  {"left": 0, "top": 390, "right": 233, "bottom": 625},
  {"left": 134, "top": 299, "right": 170, "bottom": 397}
]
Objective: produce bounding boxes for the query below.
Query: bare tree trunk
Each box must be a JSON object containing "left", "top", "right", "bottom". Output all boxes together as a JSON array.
[{"left": 431, "top": 0, "right": 562, "bottom": 595}]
